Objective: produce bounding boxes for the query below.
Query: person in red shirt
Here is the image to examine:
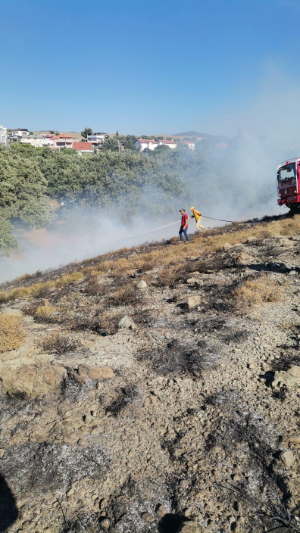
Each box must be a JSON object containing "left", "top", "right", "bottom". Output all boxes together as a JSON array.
[{"left": 179, "top": 209, "right": 189, "bottom": 242}]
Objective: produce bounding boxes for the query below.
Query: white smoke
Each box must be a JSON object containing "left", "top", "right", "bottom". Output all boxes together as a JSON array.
[
  {"left": 0, "top": 64, "right": 297, "bottom": 284},
  {"left": 0, "top": 213, "right": 180, "bottom": 283}
]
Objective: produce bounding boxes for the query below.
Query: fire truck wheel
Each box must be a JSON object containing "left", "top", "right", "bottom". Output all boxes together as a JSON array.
[{"left": 289, "top": 204, "right": 300, "bottom": 214}]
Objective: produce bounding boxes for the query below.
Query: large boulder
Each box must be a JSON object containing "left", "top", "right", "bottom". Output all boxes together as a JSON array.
[
  {"left": 280, "top": 450, "right": 295, "bottom": 468},
  {"left": 137, "top": 280, "right": 147, "bottom": 290},
  {"left": 272, "top": 366, "right": 300, "bottom": 389},
  {"left": 176, "top": 520, "right": 206, "bottom": 532},
  {"left": 77, "top": 364, "right": 114, "bottom": 380},
  {"left": 0, "top": 362, "right": 66, "bottom": 397},
  {"left": 118, "top": 316, "right": 137, "bottom": 330},
  {"left": 188, "top": 295, "right": 201, "bottom": 309}
]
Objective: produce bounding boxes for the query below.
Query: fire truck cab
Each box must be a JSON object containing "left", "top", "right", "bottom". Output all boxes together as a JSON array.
[{"left": 277, "top": 158, "right": 300, "bottom": 212}]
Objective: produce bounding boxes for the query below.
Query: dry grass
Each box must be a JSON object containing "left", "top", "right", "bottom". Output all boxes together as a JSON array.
[
  {"left": 72, "top": 309, "right": 122, "bottom": 335},
  {"left": 0, "top": 315, "right": 24, "bottom": 352},
  {"left": 235, "top": 277, "right": 282, "bottom": 307},
  {"left": 0, "top": 215, "right": 298, "bottom": 306},
  {"left": 155, "top": 266, "right": 179, "bottom": 288},
  {"left": 55, "top": 272, "right": 84, "bottom": 287},
  {"left": 0, "top": 272, "right": 83, "bottom": 303},
  {"left": 34, "top": 304, "right": 56, "bottom": 321}
]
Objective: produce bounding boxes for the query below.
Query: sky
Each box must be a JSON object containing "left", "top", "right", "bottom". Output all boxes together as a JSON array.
[{"left": 1, "top": 0, "right": 300, "bottom": 136}]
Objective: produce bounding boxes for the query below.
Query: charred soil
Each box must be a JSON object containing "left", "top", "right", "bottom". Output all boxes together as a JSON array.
[{"left": 0, "top": 214, "right": 299, "bottom": 532}]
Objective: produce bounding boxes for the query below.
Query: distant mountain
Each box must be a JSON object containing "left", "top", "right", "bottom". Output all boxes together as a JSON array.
[{"left": 174, "top": 131, "right": 229, "bottom": 141}]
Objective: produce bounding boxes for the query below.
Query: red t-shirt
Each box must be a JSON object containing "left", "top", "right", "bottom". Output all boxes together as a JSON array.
[{"left": 181, "top": 213, "right": 188, "bottom": 228}]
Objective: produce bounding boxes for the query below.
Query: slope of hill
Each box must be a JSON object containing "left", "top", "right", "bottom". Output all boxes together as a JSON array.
[
  {"left": 173, "top": 131, "right": 229, "bottom": 141},
  {"left": 0, "top": 215, "right": 299, "bottom": 533}
]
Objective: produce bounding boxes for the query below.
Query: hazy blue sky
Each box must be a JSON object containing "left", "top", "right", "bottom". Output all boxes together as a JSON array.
[{"left": 1, "top": 0, "right": 299, "bottom": 135}]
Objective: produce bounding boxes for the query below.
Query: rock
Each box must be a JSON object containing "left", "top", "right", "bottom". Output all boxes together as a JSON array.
[
  {"left": 78, "top": 364, "right": 114, "bottom": 380},
  {"left": 188, "top": 295, "right": 201, "bottom": 309},
  {"left": 272, "top": 366, "right": 300, "bottom": 388},
  {"left": 223, "top": 243, "right": 232, "bottom": 250},
  {"left": 176, "top": 521, "right": 205, "bottom": 532},
  {"left": 235, "top": 252, "right": 255, "bottom": 266},
  {"left": 118, "top": 316, "right": 137, "bottom": 330},
  {"left": 1, "top": 307, "right": 23, "bottom": 317},
  {"left": 155, "top": 504, "right": 167, "bottom": 518},
  {"left": 0, "top": 362, "right": 66, "bottom": 397},
  {"left": 280, "top": 450, "right": 295, "bottom": 467},
  {"left": 137, "top": 280, "right": 147, "bottom": 289},
  {"left": 99, "top": 517, "right": 110, "bottom": 529},
  {"left": 187, "top": 278, "right": 197, "bottom": 285},
  {"left": 0, "top": 449, "right": 5, "bottom": 458},
  {"left": 246, "top": 237, "right": 258, "bottom": 244},
  {"left": 285, "top": 435, "right": 300, "bottom": 445},
  {"left": 289, "top": 270, "right": 298, "bottom": 276},
  {"left": 141, "top": 512, "right": 152, "bottom": 522},
  {"left": 187, "top": 278, "right": 203, "bottom": 287}
]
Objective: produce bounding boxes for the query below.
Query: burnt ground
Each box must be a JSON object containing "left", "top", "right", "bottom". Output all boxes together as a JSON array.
[{"left": 0, "top": 214, "right": 299, "bottom": 532}]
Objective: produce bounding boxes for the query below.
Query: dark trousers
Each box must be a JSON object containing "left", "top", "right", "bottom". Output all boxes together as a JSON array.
[{"left": 179, "top": 226, "right": 189, "bottom": 241}]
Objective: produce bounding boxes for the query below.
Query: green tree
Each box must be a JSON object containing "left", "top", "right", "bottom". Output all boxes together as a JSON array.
[
  {"left": 154, "top": 144, "right": 170, "bottom": 152},
  {"left": 81, "top": 127, "right": 93, "bottom": 139},
  {"left": 0, "top": 219, "right": 18, "bottom": 256}
]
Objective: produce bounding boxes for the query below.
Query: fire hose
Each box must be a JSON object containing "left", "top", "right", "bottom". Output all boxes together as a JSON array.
[{"left": 106, "top": 214, "right": 236, "bottom": 246}]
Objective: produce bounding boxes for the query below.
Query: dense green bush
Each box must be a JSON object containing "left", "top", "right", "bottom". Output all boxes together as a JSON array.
[{"left": 0, "top": 139, "right": 225, "bottom": 255}]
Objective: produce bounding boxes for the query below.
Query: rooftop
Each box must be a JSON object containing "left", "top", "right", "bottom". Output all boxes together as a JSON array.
[
  {"left": 137, "top": 139, "right": 158, "bottom": 144},
  {"left": 73, "top": 142, "right": 93, "bottom": 151}
]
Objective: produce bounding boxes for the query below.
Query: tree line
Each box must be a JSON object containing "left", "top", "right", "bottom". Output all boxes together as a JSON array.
[
  {"left": 0, "top": 142, "right": 206, "bottom": 255},
  {"left": 0, "top": 134, "right": 271, "bottom": 257}
]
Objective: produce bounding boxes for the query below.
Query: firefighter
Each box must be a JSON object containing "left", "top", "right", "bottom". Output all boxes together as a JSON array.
[
  {"left": 190, "top": 206, "right": 204, "bottom": 231},
  {"left": 179, "top": 209, "right": 189, "bottom": 242}
]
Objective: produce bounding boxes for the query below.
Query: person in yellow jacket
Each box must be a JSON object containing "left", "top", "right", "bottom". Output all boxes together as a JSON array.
[{"left": 190, "top": 207, "right": 204, "bottom": 231}]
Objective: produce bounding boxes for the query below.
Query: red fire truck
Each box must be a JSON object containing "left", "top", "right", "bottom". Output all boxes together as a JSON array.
[{"left": 277, "top": 158, "right": 300, "bottom": 212}]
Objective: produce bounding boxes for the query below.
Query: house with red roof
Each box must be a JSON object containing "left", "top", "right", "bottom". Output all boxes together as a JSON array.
[
  {"left": 50, "top": 135, "right": 78, "bottom": 150},
  {"left": 134, "top": 139, "right": 158, "bottom": 151},
  {"left": 182, "top": 140, "right": 195, "bottom": 150},
  {"left": 72, "top": 142, "right": 94, "bottom": 154},
  {"left": 158, "top": 139, "right": 177, "bottom": 149}
]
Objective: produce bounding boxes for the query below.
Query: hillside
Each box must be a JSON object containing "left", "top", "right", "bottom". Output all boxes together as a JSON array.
[
  {"left": 173, "top": 131, "right": 229, "bottom": 141},
  {"left": 0, "top": 215, "right": 299, "bottom": 533}
]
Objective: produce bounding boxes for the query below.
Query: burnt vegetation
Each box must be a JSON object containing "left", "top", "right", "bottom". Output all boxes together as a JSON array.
[
  {"left": 137, "top": 338, "right": 220, "bottom": 378},
  {"left": 0, "top": 214, "right": 299, "bottom": 532},
  {"left": 41, "top": 332, "right": 80, "bottom": 355},
  {"left": 105, "top": 386, "right": 138, "bottom": 416}
]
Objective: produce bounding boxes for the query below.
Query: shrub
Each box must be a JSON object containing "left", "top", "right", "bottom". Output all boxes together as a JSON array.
[
  {"left": 0, "top": 291, "right": 11, "bottom": 304},
  {"left": 155, "top": 267, "right": 178, "bottom": 288},
  {"left": 235, "top": 277, "right": 282, "bottom": 306},
  {"left": 107, "top": 284, "right": 139, "bottom": 307},
  {"left": 55, "top": 272, "right": 84, "bottom": 288},
  {"left": 41, "top": 332, "right": 79, "bottom": 354},
  {"left": 84, "top": 274, "right": 109, "bottom": 296},
  {"left": 35, "top": 304, "right": 56, "bottom": 321},
  {"left": 0, "top": 315, "right": 24, "bottom": 352}
]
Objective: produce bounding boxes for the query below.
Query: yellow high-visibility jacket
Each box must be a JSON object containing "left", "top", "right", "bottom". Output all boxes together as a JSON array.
[{"left": 192, "top": 209, "right": 201, "bottom": 221}]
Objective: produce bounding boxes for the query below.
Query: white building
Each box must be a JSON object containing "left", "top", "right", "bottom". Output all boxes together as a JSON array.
[
  {"left": 182, "top": 140, "right": 195, "bottom": 150},
  {"left": 21, "top": 137, "right": 54, "bottom": 148},
  {"left": 158, "top": 139, "right": 177, "bottom": 149},
  {"left": 50, "top": 135, "right": 78, "bottom": 149},
  {"left": 9, "top": 128, "right": 30, "bottom": 138},
  {"left": 0, "top": 125, "right": 7, "bottom": 145},
  {"left": 87, "top": 132, "right": 107, "bottom": 144},
  {"left": 134, "top": 139, "right": 158, "bottom": 151}
]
